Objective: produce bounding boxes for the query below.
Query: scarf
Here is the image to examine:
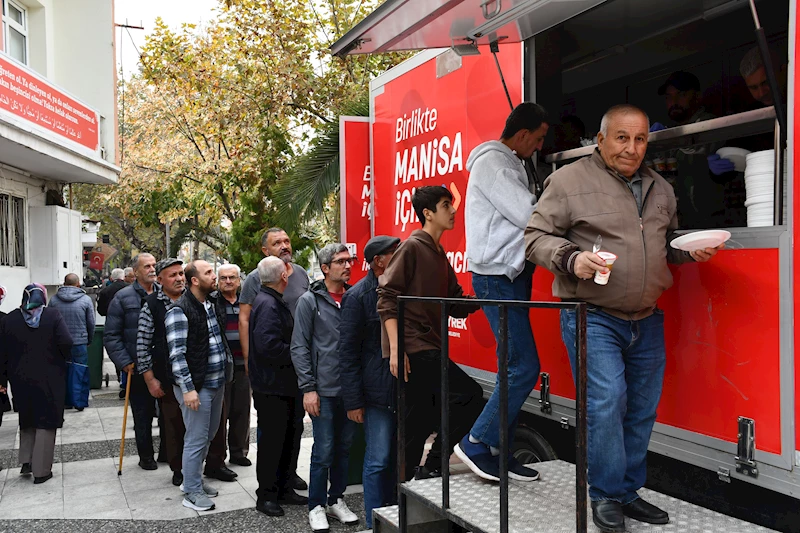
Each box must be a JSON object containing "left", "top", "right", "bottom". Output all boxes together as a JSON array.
[
  {"left": 0, "top": 284, "right": 6, "bottom": 307},
  {"left": 21, "top": 284, "right": 47, "bottom": 328}
]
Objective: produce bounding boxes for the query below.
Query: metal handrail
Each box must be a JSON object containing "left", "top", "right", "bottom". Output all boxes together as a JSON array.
[{"left": 396, "top": 296, "right": 588, "bottom": 533}]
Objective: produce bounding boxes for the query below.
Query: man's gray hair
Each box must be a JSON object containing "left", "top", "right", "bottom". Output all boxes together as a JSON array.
[
  {"left": 218, "top": 263, "right": 241, "bottom": 277},
  {"left": 131, "top": 254, "right": 153, "bottom": 270},
  {"left": 110, "top": 268, "right": 125, "bottom": 281},
  {"left": 318, "top": 243, "right": 348, "bottom": 266},
  {"left": 258, "top": 256, "right": 286, "bottom": 285},
  {"left": 123, "top": 267, "right": 134, "bottom": 276},
  {"left": 740, "top": 46, "right": 769, "bottom": 79},
  {"left": 599, "top": 104, "right": 650, "bottom": 137}
]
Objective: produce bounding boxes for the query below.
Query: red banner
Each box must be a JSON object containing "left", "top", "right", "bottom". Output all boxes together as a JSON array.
[
  {"left": 371, "top": 45, "right": 523, "bottom": 369},
  {"left": 0, "top": 53, "right": 100, "bottom": 151},
  {"left": 340, "top": 116, "right": 372, "bottom": 284}
]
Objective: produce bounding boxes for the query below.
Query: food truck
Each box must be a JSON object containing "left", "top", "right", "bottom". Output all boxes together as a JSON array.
[{"left": 334, "top": 0, "right": 797, "bottom": 530}]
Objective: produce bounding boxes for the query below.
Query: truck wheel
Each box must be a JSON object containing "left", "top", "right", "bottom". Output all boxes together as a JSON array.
[{"left": 512, "top": 425, "right": 557, "bottom": 464}]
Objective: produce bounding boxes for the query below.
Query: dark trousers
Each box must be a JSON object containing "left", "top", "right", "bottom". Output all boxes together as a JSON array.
[
  {"left": 129, "top": 373, "right": 156, "bottom": 460},
  {"left": 254, "top": 392, "right": 301, "bottom": 503},
  {"left": 403, "top": 350, "right": 484, "bottom": 481},
  {"left": 158, "top": 387, "right": 185, "bottom": 472},
  {"left": 227, "top": 365, "right": 252, "bottom": 459},
  {"left": 206, "top": 381, "right": 231, "bottom": 470}
]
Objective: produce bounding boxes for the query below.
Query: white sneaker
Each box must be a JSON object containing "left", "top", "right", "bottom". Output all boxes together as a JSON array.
[
  {"left": 326, "top": 497, "right": 359, "bottom": 525},
  {"left": 309, "top": 505, "right": 330, "bottom": 532}
]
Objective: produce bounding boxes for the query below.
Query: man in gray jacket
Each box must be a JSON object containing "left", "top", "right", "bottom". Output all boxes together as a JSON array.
[
  {"left": 291, "top": 243, "right": 359, "bottom": 532},
  {"left": 49, "top": 273, "right": 95, "bottom": 411},
  {"left": 458, "top": 102, "right": 549, "bottom": 483}
]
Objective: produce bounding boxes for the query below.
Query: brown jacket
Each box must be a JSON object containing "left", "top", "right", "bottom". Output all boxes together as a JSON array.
[
  {"left": 525, "top": 150, "right": 693, "bottom": 320},
  {"left": 377, "top": 229, "right": 477, "bottom": 356}
]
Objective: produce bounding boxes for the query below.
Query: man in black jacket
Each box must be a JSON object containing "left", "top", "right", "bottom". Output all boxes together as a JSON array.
[
  {"left": 338, "top": 235, "right": 399, "bottom": 529},
  {"left": 97, "top": 268, "right": 128, "bottom": 316},
  {"left": 250, "top": 256, "right": 308, "bottom": 517},
  {"left": 104, "top": 254, "right": 157, "bottom": 470}
]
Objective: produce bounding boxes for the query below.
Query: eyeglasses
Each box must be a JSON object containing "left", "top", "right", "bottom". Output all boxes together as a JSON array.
[
  {"left": 219, "top": 276, "right": 239, "bottom": 282},
  {"left": 329, "top": 257, "right": 357, "bottom": 266}
]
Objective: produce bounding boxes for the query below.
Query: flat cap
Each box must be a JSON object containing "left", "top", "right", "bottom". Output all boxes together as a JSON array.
[
  {"left": 364, "top": 236, "right": 401, "bottom": 263},
  {"left": 155, "top": 258, "right": 183, "bottom": 275},
  {"left": 657, "top": 71, "right": 701, "bottom": 95}
]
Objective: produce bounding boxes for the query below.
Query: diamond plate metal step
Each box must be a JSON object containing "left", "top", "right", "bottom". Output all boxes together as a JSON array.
[{"left": 374, "top": 460, "right": 776, "bottom": 533}]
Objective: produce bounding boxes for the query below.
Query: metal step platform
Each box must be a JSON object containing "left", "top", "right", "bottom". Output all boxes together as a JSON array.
[{"left": 373, "top": 460, "right": 776, "bottom": 533}]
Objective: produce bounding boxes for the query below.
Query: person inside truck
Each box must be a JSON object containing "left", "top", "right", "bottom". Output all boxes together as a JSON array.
[
  {"left": 459, "top": 102, "right": 549, "bottom": 483},
  {"left": 378, "top": 185, "right": 484, "bottom": 483},
  {"left": 739, "top": 45, "right": 786, "bottom": 108},
  {"left": 525, "top": 104, "right": 722, "bottom": 533},
  {"left": 651, "top": 71, "right": 737, "bottom": 229}
]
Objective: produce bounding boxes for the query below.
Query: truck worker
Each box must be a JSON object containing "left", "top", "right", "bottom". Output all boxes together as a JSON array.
[
  {"left": 378, "top": 185, "right": 484, "bottom": 483},
  {"left": 338, "top": 235, "right": 400, "bottom": 529},
  {"left": 526, "top": 104, "right": 721, "bottom": 532},
  {"left": 651, "top": 71, "right": 736, "bottom": 229},
  {"left": 459, "top": 102, "right": 549, "bottom": 483}
]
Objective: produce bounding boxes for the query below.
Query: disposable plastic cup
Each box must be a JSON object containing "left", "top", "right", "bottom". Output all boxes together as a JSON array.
[{"left": 594, "top": 251, "right": 618, "bottom": 286}]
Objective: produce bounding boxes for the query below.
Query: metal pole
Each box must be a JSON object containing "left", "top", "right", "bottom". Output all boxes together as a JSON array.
[
  {"left": 749, "top": 0, "right": 786, "bottom": 135},
  {"left": 440, "top": 301, "right": 450, "bottom": 509},
  {"left": 397, "top": 300, "right": 407, "bottom": 533},
  {"left": 499, "top": 305, "right": 509, "bottom": 533},
  {"left": 575, "top": 303, "right": 588, "bottom": 533},
  {"left": 773, "top": 119, "right": 784, "bottom": 225},
  {"left": 166, "top": 221, "right": 171, "bottom": 256}
]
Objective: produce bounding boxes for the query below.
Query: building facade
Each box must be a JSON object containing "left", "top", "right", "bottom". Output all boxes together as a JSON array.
[{"left": 0, "top": 0, "right": 118, "bottom": 312}]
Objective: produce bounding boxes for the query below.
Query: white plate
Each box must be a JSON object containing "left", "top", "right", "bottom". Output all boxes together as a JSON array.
[
  {"left": 716, "top": 147, "right": 750, "bottom": 172},
  {"left": 670, "top": 230, "right": 731, "bottom": 251}
]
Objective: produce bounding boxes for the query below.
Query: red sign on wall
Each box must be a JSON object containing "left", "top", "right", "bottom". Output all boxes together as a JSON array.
[
  {"left": 0, "top": 53, "right": 100, "bottom": 152},
  {"left": 339, "top": 116, "right": 372, "bottom": 284}
]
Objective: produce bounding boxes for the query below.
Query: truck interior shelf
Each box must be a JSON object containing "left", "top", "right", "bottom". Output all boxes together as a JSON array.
[{"left": 545, "top": 106, "right": 777, "bottom": 165}]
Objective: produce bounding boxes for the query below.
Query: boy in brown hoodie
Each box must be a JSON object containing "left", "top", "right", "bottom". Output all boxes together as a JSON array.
[{"left": 377, "top": 185, "right": 483, "bottom": 481}]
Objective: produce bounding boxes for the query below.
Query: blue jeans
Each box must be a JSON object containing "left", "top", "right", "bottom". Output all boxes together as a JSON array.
[
  {"left": 174, "top": 385, "right": 224, "bottom": 494},
  {"left": 309, "top": 396, "right": 357, "bottom": 509},
  {"left": 363, "top": 405, "right": 396, "bottom": 528},
  {"left": 66, "top": 345, "right": 90, "bottom": 408},
  {"left": 470, "top": 273, "right": 540, "bottom": 448},
  {"left": 560, "top": 308, "right": 666, "bottom": 504}
]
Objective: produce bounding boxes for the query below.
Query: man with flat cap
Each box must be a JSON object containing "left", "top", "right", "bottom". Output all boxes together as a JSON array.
[
  {"left": 338, "top": 235, "right": 400, "bottom": 529},
  {"left": 651, "top": 71, "right": 736, "bottom": 228}
]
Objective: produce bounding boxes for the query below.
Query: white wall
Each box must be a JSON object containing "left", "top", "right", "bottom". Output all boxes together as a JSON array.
[{"left": 0, "top": 164, "right": 46, "bottom": 315}]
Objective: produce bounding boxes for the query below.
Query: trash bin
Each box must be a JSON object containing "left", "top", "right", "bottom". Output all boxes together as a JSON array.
[
  {"left": 88, "top": 325, "right": 105, "bottom": 389},
  {"left": 347, "top": 421, "right": 366, "bottom": 485}
]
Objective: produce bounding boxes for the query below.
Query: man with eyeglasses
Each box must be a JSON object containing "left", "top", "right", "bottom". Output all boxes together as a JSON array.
[{"left": 291, "top": 243, "right": 359, "bottom": 532}]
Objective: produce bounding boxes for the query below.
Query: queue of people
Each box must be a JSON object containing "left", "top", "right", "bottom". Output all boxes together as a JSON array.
[{"left": 0, "top": 99, "right": 731, "bottom": 532}]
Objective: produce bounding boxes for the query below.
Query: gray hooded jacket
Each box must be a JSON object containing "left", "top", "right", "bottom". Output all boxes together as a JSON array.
[
  {"left": 291, "top": 279, "right": 349, "bottom": 396},
  {"left": 49, "top": 286, "right": 95, "bottom": 345},
  {"left": 465, "top": 140, "right": 537, "bottom": 280}
]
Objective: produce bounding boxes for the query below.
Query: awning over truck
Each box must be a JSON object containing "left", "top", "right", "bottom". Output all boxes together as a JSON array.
[{"left": 331, "top": 0, "right": 609, "bottom": 56}]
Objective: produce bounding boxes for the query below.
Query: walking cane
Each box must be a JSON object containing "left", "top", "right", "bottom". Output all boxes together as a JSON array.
[{"left": 118, "top": 367, "right": 133, "bottom": 475}]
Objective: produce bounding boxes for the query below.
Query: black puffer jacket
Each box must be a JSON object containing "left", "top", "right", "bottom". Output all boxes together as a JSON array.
[
  {"left": 105, "top": 281, "right": 149, "bottom": 370},
  {"left": 338, "top": 269, "right": 395, "bottom": 412},
  {"left": 249, "top": 286, "right": 298, "bottom": 397}
]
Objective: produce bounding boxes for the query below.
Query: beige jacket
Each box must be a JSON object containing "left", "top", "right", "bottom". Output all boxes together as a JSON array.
[{"left": 525, "top": 150, "right": 693, "bottom": 320}]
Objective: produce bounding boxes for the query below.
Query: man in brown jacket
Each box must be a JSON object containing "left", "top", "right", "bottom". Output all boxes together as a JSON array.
[
  {"left": 526, "top": 104, "right": 721, "bottom": 533},
  {"left": 378, "top": 185, "right": 483, "bottom": 481}
]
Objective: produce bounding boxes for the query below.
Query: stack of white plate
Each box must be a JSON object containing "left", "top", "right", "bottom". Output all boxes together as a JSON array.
[{"left": 743, "top": 150, "right": 787, "bottom": 227}]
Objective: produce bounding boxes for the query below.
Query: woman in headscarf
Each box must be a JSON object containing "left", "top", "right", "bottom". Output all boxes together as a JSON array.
[{"left": 0, "top": 284, "right": 72, "bottom": 484}]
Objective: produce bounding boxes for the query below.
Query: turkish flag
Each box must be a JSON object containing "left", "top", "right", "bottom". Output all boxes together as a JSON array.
[{"left": 89, "top": 252, "right": 104, "bottom": 270}]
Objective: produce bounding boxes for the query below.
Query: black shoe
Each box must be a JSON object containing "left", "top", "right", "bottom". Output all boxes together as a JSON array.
[
  {"left": 591, "top": 500, "right": 625, "bottom": 533},
  {"left": 157, "top": 456, "right": 168, "bottom": 464},
  {"left": 172, "top": 471, "right": 183, "bottom": 486},
  {"left": 230, "top": 456, "right": 252, "bottom": 467},
  {"left": 118, "top": 390, "right": 126, "bottom": 399},
  {"left": 34, "top": 472, "right": 53, "bottom": 484},
  {"left": 138, "top": 457, "right": 158, "bottom": 471},
  {"left": 278, "top": 489, "right": 309, "bottom": 506},
  {"left": 256, "top": 500, "right": 285, "bottom": 517},
  {"left": 290, "top": 473, "right": 308, "bottom": 491},
  {"left": 414, "top": 465, "right": 442, "bottom": 480},
  {"left": 204, "top": 465, "right": 238, "bottom": 482},
  {"left": 622, "top": 497, "right": 669, "bottom": 525},
  {"left": 76, "top": 407, "right": 84, "bottom": 412},
  {"left": 20, "top": 463, "right": 32, "bottom": 475}
]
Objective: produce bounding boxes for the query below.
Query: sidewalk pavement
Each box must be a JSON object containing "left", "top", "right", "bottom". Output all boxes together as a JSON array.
[{"left": 0, "top": 356, "right": 367, "bottom": 532}]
